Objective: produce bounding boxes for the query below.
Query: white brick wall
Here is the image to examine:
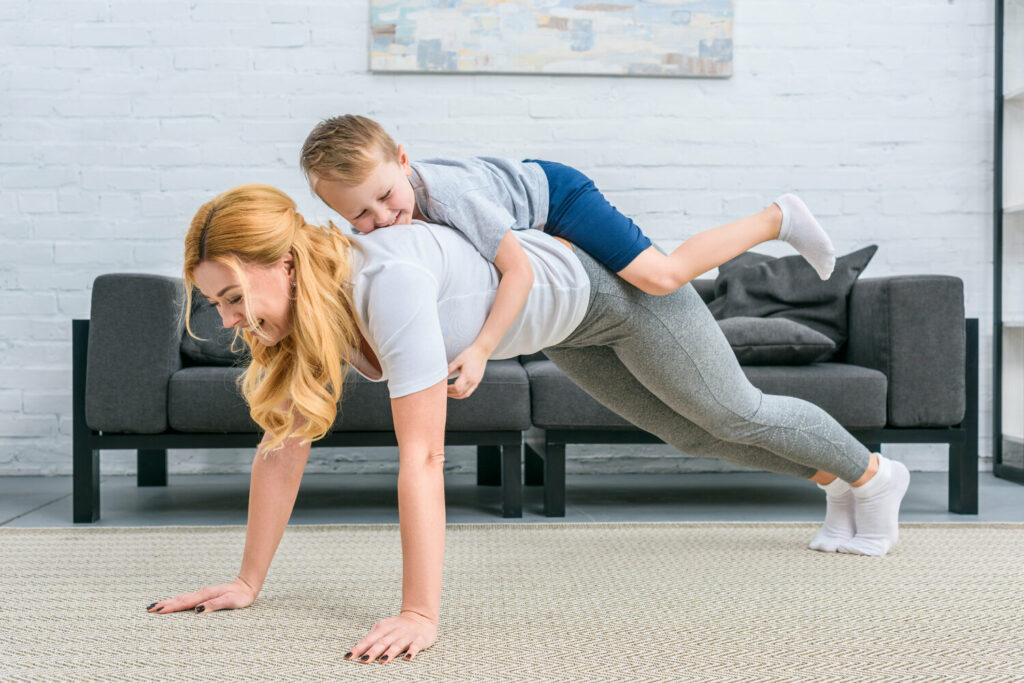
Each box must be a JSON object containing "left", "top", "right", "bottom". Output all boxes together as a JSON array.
[{"left": 0, "top": 0, "right": 997, "bottom": 476}]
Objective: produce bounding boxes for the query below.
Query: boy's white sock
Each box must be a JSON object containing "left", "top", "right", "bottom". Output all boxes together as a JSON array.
[
  {"left": 774, "top": 193, "right": 836, "bottom": 280},
  {"left": 837, "top": 455, "right": 911, "bottom": 557},
  {"left": 808, "top": 478, "right": 855, "bottom": 553}
]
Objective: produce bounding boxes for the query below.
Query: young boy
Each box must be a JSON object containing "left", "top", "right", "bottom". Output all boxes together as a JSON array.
[{"left": 300, "top": 115, "right": 836, "bottom": 399}]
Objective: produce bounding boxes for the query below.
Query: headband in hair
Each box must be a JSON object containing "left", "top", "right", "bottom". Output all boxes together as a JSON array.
[{"left": 197, "top": 205, "right": 217, "bottom": 261}]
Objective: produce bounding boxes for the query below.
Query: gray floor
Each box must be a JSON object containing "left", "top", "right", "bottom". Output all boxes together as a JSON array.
[{"left": 2, "top": 471, "right": 1022, "bottom": 527}]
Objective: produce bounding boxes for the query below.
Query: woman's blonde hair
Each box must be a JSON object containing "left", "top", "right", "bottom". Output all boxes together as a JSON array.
[
  {"left": 299, "top": 114, "right": 400, "bottom": 187},
  {"left": 183, "top": 184, "right": 360, "bottom": 455}
]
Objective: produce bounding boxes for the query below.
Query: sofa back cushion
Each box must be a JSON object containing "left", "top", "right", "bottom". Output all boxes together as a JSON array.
[
  {"left": 717, "top": 317, "right": 835, "bottom": 365},
  {"left": 181, "top": 294, "right": 250, "bottom": 366},
  {"left": 707, "top": 245, "right": 877, "bottom": 354}
]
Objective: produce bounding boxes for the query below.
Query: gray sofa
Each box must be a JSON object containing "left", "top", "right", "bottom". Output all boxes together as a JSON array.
[{"left": 73, "top": 273, "right": 978, "bottom": 523}]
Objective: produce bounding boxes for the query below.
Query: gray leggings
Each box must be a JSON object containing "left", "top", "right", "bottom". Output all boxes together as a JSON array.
[{"left": 544, "top": 248, "right": 871, "bottom": 483}]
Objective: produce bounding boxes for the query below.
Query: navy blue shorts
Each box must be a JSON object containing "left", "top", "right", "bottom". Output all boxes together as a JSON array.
[{"left": 525, "top": 159, "right": 652, "bottom": 273}]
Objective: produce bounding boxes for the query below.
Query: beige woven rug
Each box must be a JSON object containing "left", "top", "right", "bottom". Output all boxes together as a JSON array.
[{"left": 2, "top": 522, "right": 1023, "bottom": 682}]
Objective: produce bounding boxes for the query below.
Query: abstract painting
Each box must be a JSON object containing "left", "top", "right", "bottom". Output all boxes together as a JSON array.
[{"left": 370, "top": 0, "right": 733, "bottom": 78}]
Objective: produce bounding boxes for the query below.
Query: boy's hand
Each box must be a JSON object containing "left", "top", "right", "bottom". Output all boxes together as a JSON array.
[{"left": 446, "top": 344, "right": 489, "bottom": 399}]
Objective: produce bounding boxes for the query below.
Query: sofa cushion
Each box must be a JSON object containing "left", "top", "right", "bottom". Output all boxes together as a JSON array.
[
  {"left": 692, "top": 279, "right": 715, "bottom": 303},
  {"left": 717, "top": 317, "right": 835, "bottom": 365},
  {"left": 181, "top": 293, "right": 249, "bottom": 366},
  {"left": 847, "top": 276, "right": 966, "bottom": 428},
  {"left": 167, "top": 359, "right": 531, "bottom": 432},
  {"left": 525, "top": 359, "right": 887, "bottom": 430},
  {"left": 85, "top": 274, "right": 184, "bottom": 433},
  {"left": 707, "top": 245, "right": 877, "bottom": 353},
  {"left": 742, "top": 364, "right": 886, "bottom": 428},
  {"left": 523, "top": 308, "right": 835, "bottom": 369}
]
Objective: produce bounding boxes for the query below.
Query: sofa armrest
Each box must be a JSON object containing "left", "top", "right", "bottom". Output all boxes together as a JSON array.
[
  {"left": 846, "top": 275, "right": 965, "bottom": 428},
  {"left": 85, "top": 274, "right": 184, "bottom": 433}
]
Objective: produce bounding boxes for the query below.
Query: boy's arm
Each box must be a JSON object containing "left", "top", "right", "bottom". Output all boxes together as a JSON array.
[{"left": 447, "top": 230, "right": 533, "bottom": 399}]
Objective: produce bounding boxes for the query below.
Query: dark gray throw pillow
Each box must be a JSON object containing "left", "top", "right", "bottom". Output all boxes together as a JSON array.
[
  {"left": 717, "top": 317, "right": 836, "bottom": 365},
  {"left": 180, "top": 293, "right": 250, "bottom": 366},
  {"left": 707, "top": 245, "right": 877, "bottom": 353}
]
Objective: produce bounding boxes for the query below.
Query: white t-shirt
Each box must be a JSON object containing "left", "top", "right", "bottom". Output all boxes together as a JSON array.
[{"left": 347, "top": 222, "right": 589, "bottom": 398}]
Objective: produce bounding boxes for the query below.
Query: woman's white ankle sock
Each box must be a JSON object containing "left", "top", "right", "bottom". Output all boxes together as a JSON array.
[
  {"left": 808, "top": 477, "right": 855, "bottom": 553},
  {"left": 837, "top": 455, "right": 911, "bottom": 557},
  {"left": 774, "top": 193, "right": 836, "bottom": 280}
]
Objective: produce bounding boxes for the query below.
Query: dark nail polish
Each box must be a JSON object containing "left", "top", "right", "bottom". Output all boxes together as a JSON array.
[
  {"left": 379, "top": 655, "right": 388, "bottom": 662},
  {"left": 404, "top": 654, "right": 412, "bottom": 660},
  {"left": 343, "top": 652, "right": 353, "bottom": 660},
  {"left": 359, "top": 655, "right": 369, "bottom": 661},
  {"left": 195, "top": 605, "right": 205, "bottom": 613},
  {"left": 147, "top": 603, "right": 157, "bottom": 610}
]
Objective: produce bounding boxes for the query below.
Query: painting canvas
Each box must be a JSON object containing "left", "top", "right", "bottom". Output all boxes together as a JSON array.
[{"left": 370, "top": 0, "right": 733, "bottom": 78}]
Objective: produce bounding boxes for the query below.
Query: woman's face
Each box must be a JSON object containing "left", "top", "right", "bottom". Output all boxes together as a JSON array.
[{"left": 192, "top": 254, "right": 295, "bottom": 347}]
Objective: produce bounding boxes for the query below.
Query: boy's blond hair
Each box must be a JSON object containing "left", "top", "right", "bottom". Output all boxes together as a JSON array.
[{"left": 300, "top": 115, "right": 400, "bottom": 187}]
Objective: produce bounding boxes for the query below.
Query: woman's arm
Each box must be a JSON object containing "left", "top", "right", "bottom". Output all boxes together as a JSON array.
[
  {"left": 447, "top": 230, "right": 533, "bottom": 399},
  {"left": 148, "top": 415, "right": 310, "bottom": 615},
  {"left": 344, "top": 379, "right": 448, "bottom": 663},
  {"left": 237, "top": 430, "right": 311, "bottom": 594}
]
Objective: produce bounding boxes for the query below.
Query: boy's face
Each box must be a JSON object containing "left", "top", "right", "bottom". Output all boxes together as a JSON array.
[{"left": 314, "top": 145, "right": 417, "bottom": 235}]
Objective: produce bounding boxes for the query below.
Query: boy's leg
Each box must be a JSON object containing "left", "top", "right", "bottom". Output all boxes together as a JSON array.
[
  {"left": 536, "top": 160, "right": 834, "bottom": 296},
  {"left": 618, "top": 194, "right": 837, "bottom": 296},
  {"left": 617, "top": 203, "right": 782, "bottom": 295}
]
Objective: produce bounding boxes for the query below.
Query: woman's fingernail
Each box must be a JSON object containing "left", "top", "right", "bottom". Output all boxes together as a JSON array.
[
  {"left": 147, "top": 603, "right": 157, "bottom": 610},
  {"left": 343, "top": 652, "right": 353, "bottom": 660},
  {"left": 195, "top": 605, "right": 205, "bottom": 613},
  {"left": 359, "top": 655, "right": 369, "bottom": 661},
  {"left": 379, "top": 655, "right": 389, "bottom": 662},
  {"left": 404, "top": 654, "right": 412, "bottom": 660}
]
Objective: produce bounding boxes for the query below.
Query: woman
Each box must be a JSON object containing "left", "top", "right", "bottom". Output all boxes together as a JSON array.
[{"left": 148, "top": 184, "right": 909, "bottom": 664}]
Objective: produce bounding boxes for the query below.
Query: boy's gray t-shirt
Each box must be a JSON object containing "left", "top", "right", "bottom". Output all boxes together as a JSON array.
[{"left": 408, "top": 157, "right": 549, "bottom": 262}]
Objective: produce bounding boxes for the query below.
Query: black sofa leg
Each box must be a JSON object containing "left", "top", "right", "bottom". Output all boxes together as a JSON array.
[
  {"left": 543, "top": 442, "right": 566, "bottom": 518},
  {"left": 949, "top": 442, "right": 978, "bottom": 514},
  {"left": 73, "top": 442, "right": 99, "bottom": 524},
  {"left": 138, "top": 450, "right": 168, "bottom": 487},
  {"left": 524, "top": 443, "right": 544, "bottom": 486},
  {"left": 501, "top": 443, "right": 522, "bottom": 518},
  {"left": 72, "top": 318, "right": 100, "bottom": 523},
  {"left": 950, "top": 318, "right": 979, "bottom": 514},
  {"left": 476, "top": 445, "right": 501, "bottom": 486}
]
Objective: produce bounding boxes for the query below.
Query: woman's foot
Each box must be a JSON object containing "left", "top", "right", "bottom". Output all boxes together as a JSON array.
[
  {"left": 837, "top": 455, "right": 911, "bottom": 557},
  {"left": 774, "top": 193, "right": 836, "bottom": 280},
  {"left": 808, "top": 478, "right": 856, "bottom": 552}
]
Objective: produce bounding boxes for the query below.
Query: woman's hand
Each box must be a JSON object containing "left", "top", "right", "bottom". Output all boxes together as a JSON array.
[
  {"left": 343, "top": 611, "right": 437, "bottom": 664},
  {"left": 446, "top": 344, "right": 489, "bottom": 399},
  {"left": 146, "top": 577, "right": 258, "bottom": 615}
]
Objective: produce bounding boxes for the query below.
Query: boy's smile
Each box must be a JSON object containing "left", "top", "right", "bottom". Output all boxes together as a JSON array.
[{"left": 313, "top": 145, "right": 421, "bottom": 234}]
